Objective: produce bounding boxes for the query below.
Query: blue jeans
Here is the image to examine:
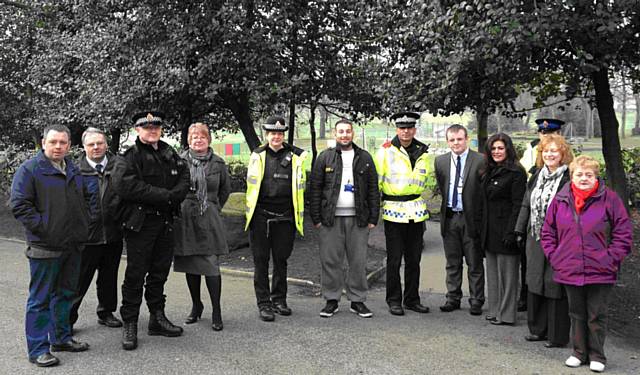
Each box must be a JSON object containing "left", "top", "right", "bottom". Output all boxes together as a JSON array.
[{"left": 26, "top": 250, "right": 81, "bottom": 359}]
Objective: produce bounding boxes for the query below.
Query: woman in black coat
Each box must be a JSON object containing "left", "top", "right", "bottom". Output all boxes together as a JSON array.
[{"left": 480, "top": 133, "right": 527, "bottom": 325}]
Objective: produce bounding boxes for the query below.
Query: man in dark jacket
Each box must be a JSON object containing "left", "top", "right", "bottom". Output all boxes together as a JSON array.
[
  {"left": 69, "top": 127, "right": 124, "bottom": 330},
  {"left": 11, "top": 125, "right": 90, "bottom": 367},
  {"left": 112, "top": 111, "right": 190, "bottom": 350},
  {"left": 309, "top": 119, "right": 380, "bottom": 318},
  {"left": 434, "top": 124, "right": 485, "bottom": 315}
]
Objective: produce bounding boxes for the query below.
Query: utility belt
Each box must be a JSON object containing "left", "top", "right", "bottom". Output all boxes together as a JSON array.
[
  {"left": 382, "top": 194, "right": 421, "bottom": 202},
  {"left": 256, "top": 207, "right": 293, "bottom": 238}
]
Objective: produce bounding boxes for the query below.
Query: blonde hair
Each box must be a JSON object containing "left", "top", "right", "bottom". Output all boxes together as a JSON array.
[
  {"left": 570, "top": 155, "right": 600, "bottom": 177},
  {"left": 535, "top": 133, "right": 574, "bottom": 168},
  {"left": 187, "top": 122, "right": 211, "bottom": 144}
]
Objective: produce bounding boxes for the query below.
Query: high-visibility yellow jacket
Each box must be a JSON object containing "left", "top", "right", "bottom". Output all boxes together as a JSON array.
[
  {"left": 245, "top": 144, "right": 308, "bottom": 235},
  {"left": 520, "top": 140, "right": 539, "bottom": 177},
  {"left": 375, "top": 138, "right": 431, "bottom": 223}
]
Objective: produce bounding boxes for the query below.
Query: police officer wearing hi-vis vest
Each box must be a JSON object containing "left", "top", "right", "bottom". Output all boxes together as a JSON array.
[
  {"left": 375, "top": 112, "right": 431, "bottom": 316},
  {"left": 245, "top": 116, "right": 308, "bottom": 322}
]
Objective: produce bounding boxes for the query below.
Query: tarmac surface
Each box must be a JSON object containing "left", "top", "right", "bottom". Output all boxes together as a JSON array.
[{"left": 1, "top": 227, "right": 639, "bottom": 374}]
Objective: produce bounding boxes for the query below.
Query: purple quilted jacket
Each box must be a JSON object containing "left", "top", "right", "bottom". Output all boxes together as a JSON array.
[{"left": 540, "top": 180, "right": 633, "bottom": 286}]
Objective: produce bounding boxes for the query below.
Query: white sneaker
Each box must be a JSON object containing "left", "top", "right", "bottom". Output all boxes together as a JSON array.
[
  {"left": 565, "top": 356, "right": 582, "bottom": 368},
  {"left": 590, "top": 361, "right": 605, "bottom": 372}
]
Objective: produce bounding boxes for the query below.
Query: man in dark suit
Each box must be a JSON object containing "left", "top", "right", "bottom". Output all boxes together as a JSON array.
[{"left": 434, "top": 124, "right": 485, "bottom": 315}]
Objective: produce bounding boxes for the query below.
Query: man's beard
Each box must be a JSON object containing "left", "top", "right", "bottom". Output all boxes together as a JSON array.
[{"left": 337, "top": 140, "right": 352, "bottom": 150}]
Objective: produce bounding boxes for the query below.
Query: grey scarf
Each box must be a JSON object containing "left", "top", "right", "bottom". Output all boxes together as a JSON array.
[
  {"left": 187, "top": 148, "right": 213, "bottom": 215},
  {"left": 529, "top": 164, "right": 567, "bottom": 240}
]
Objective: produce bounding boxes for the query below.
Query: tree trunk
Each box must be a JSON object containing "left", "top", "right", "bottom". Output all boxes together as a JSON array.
[
  {"left": 592, "top": 69, "right": 629, "bottom": 209},
  {"left": 288, "top": 99, "right": 295, "bottom": 145},
  {"left": 179, "top": 109, "right": 193, "bottom": 149},
  {"left": 620, "top": 74, "right": 627, "bottom": 139},
  {"left": 633, "top": 93, "right": 640, "bottom": 135},
  {"left": 309, "top": 103, "right": 318, "bottom": 168},
  {"left": 476, "top": 109, "right": 488, "bottom": 151},
  {"left": 222, "top": 91, "right": 260, "bottom": 150},
  {"left": 319, "top": 105, "right": 327, "bottom": 139},
  {"left": 109, "top": 128, "right": 121, "bottom": 154}
]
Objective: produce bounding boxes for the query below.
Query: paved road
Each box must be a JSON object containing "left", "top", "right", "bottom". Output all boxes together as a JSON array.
[{"left": 0, "top": 237, "right": 638, "bottom": 374}]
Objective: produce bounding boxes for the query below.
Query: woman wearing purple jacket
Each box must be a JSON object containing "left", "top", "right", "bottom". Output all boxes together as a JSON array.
[{"left": 541, "top": 155, "right": 632, "bottom": 373}]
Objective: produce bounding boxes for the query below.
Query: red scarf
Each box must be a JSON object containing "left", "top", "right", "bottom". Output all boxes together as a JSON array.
[{"left": 571, "top": 180, "right": 599, "bottom": 214}]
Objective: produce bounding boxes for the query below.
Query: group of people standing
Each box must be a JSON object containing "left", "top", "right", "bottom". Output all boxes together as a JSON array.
[{"left": 10, "top": 112, "right": 632, "bottom": 373}]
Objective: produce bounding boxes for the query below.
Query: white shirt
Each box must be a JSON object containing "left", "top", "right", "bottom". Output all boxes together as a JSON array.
[
  {"left": 86, "top": 156, "right": 107, "bottom": 171},
  {"left": 335, "top": 149, "right": 356, "bottom": 215},
  {"left": 447, "top": 148, "right": 469, "bottom": 211}
]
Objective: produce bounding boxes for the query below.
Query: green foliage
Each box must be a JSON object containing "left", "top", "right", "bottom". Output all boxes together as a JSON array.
[
  {"left": 621, "top": 148, "right": 640, "bottom": 207},
  {"left": 514, "top": 142, "right": 527, "bottom": 160},
  {"left": 226, "top": 160, "right": 248, "bottom": 193},
  {"left": 0, "top": 143, "right": 34, "bottom": 195}
]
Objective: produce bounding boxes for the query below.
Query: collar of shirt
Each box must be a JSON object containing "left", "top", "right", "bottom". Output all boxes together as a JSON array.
[
  {"left": 86, "top": 156, "right": 107, "bottom": 170},
  {"left": 450, "top": 147, "right": 469, "bottom": 165}
]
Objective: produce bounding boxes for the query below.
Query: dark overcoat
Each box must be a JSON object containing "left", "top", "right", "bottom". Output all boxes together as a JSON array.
[
  {"left": 174, "top": 150, "right": 231, "bottom": 256},
  {"left": 480, "top": 165, "right": 527, "bottom": 254}
]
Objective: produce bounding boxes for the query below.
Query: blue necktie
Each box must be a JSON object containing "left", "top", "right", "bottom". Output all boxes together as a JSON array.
[
  {"left": 452, "top": 155, "right": 461, "bottom": 209},
  {"left": 96, "top": 164, "right": 104, "bottom": 174}
]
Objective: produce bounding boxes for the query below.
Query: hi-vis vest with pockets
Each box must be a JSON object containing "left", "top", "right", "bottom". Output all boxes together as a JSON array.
[
  {"left": 375, "top": 142, "right": 430, "bottom": 223},
  {"left": 244, "top": 145, "right": 308, "bottom": 235}
]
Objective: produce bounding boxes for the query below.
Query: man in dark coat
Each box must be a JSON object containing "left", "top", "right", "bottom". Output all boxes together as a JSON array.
[
  {"left": 434, "top": 124, "right": 485, "bottom": 315},
  {"left": 309, "top": 119, "right": 380, "bottom": 318},
  {"left": 69, "top": 127, "right": 124, "bottom": 330},
  {"left": 112, "top": 111, "right": 190, "bottom": 350},
  {"left": 11, "top": 125, "right": 90, "bottom": 367}
]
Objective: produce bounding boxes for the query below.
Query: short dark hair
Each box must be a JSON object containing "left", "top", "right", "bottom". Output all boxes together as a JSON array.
[
  {"left": 43, "top": 125, "right": 71, "bottom": 141},
  {"left": 334, "top": 119, "right": 353, "bottom": 129},
  {"left": 445, "top": 124, "right": 468, "bottom": 138}
]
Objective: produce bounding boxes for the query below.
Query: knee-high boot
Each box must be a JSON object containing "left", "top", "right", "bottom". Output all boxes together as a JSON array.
[
  {"left": 205, "top": 275, "right": 223, "bottom": 331},
  {"left": 185, "top": 273, "right": 204, "bottom": 324}
]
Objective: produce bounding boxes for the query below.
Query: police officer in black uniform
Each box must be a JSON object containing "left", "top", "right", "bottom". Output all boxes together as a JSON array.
[{"left": 112, "top": 111, "right": 190, "bottom": 350}]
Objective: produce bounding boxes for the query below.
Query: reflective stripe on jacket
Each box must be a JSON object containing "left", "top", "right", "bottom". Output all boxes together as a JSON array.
[
  {"left": 375, "top": 141, "right": 430, "bottom": 223},
  {"left": 245, "top": 144, "right": 308, "bottom": 235}
]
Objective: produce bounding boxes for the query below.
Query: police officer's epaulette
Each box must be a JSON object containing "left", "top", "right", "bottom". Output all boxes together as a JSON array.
[
  {"left": 253, "top": 144, "right": 269, "bottom": 153},
  {"left": 413, "top": 139, "right": 430, "bottom": 154},
  {"left": 289, "top": 144, "right": 305, "bottom": 156},
  {"left": 119, "top": 144, "right": 137, "bottom": 156}
]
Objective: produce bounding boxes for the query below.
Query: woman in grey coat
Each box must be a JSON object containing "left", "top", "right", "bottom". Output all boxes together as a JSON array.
[
  {"left": 174, "top": 123, "right": 231, "bottom": 331},
  {"left": 515, "top": 134, "right": 572, "bottom": 348}
]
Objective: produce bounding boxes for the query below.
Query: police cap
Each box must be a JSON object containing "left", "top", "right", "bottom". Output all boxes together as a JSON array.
[
  {"left": 133, "top": 111, "right": 165, "bottom": 128},
  {"left": 390, "top": 112, "right": 420, "bottom": 128},
  {"left": 535, "top": 118, "right": 565, "bottom": 133},
  {"left": 262, "top": 116, "right": 288, "bottom": 132}
]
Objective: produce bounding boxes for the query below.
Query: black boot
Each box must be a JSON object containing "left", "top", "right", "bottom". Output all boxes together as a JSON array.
[
  {"left": 206, "top": 275, "right": 223, "bottom": 331},
  {"left": 185, "top": 274, "right": 204, "bottom": 324},
  {"left": 122, "top": 321, "right": 138, "bottom": 350},
  {"left": 148, "top": 311, "right": 183, "bottom": 337}
]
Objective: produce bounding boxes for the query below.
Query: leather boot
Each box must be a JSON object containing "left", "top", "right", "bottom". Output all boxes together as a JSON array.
[
  {"left": 122, "top": 322, "right": 138, "bottom": 350},
  {"left": 206, "top": 275, "right": 223, "bottom": 331},
  {"left": 148, "top": 310, "right": 183, "bottom": 337}
]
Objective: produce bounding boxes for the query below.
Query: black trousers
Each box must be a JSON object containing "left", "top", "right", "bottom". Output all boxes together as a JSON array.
[
  {"left": 249, "top": 212, "right": 295, "bottom": 307},
  {"left": 120, "top": 215, "right": 174, "bottom": 322},
  {"left": 70, "top": 241, "right": 123, "bottom": 325},
  {"left": 527, "top": 291, "right": 570, "bottom": 345},
  {"left": 384, "top": 220, "right": 425, "bottom": 307},
  {"left": 565, "top": 284, "right": 612, "bottom": 364}
]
